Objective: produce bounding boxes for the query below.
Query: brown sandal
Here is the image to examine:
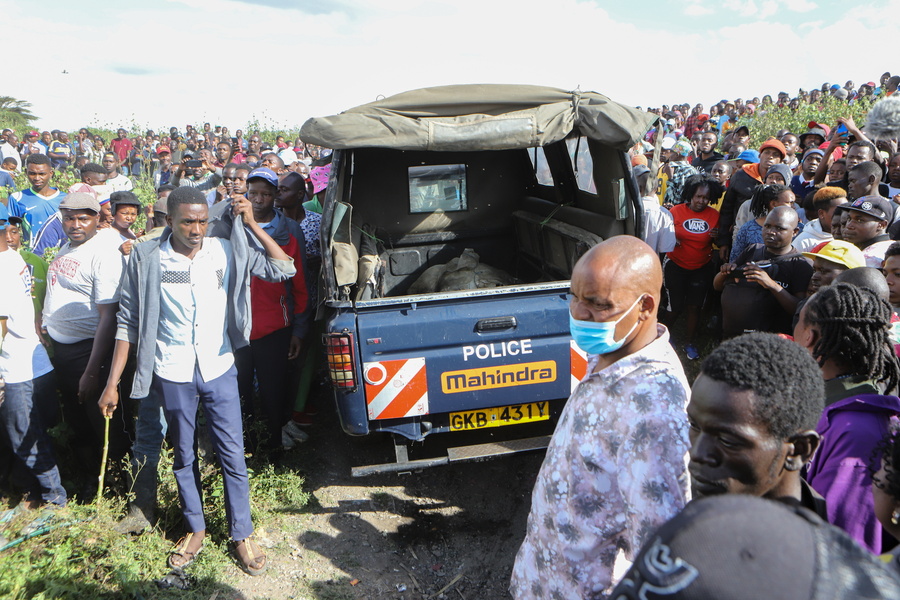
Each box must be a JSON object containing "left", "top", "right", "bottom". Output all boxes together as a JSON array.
[
  {"left": 233, "top": 537, "right": 267, "bottom": 576},
  {"left": 168, "top": 532, "right": 203, "bottom": 569}
]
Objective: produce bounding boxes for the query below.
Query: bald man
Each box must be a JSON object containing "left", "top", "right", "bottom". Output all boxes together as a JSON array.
[
  {"left": 835, "top": 266, "right": 891, "bottom": 300},
  {"left": 511, "top": 236, "right": 692, "bottom": 600}
]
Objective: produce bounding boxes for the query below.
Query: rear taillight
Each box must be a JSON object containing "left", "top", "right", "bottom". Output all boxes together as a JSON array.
[{"left": 324, "top": 331, "right": 358, "bottom": 391}]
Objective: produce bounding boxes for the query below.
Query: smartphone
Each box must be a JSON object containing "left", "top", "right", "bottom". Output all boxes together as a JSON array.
[
  {"left": 185, "top": 159, "right": 202, "bottom": 168},
  {"left": 835, "top": 123, "right": 848, "bottom": 136}
]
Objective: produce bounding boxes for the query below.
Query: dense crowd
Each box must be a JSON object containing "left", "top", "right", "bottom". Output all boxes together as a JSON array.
[
  {"left": 0, "top": 122, "right": 333, "bottom": 574},
  {"left": 514, "top": 77, "right": 900, "bottom": 598},
  {"left": 632, "top": 75, "right": 900, "bottom": 360},
  {"left": 2, "top": 74, "right": 900, "bottom": 595}
]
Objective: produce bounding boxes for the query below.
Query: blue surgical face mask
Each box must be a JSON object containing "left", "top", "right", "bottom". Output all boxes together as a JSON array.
[{"left": 569, "top": 294, "right": 645, "bottom": 355}]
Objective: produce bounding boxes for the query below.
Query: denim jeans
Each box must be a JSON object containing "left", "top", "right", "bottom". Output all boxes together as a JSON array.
[
  {"left": 155, "top": 364, "right": 253, "bottom": 540},
  {"left": 131, "top": 387, "right": 167, "bottom": 483},
  {"left": 0, "top": 373, "right": 67, "bottom": 506}
]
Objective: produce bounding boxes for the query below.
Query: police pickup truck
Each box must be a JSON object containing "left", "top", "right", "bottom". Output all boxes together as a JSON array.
[{"left": 300, "top": 84, "right": 656, "bottom": 476}]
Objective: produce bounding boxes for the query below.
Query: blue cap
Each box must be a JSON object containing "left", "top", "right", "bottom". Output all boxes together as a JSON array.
[
  {"left": 731, "top": 149, "right": 760, "bottom": 163},
  {"left": 802, "top": 148, "right": 825, "bottom": 160},
  {"left": 247, "top": 167, "right": 278, "bottom": 188},
  {"left": 0, "top": 202, "right": 8, "bottom": 230}
]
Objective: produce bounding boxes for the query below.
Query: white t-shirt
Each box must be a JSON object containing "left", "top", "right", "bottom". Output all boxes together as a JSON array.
[
  {"left": 105, "top": 173, "right": 133, "bottom": 193},
  {"left": 0, "top": 249, "right": 53, "bottom": 384},
  {"left": 43, "top": 232, "right": 125, "bottom": 344},
  {"left": 641, "top": 196, "right": 676, "bottom": 253},
  {"left": 95, "top": 227, "right": 131, "bottom": 245},
  {"left": 94, "top": 227, "right": 134, "bottom": 263}
]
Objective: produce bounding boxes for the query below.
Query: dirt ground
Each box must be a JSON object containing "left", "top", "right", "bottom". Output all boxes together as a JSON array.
[{"left": 230, "top": 391, "right": 547, "bottom": 600}]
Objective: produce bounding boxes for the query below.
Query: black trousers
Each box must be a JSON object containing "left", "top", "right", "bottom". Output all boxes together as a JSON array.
[
  {"left": 51, "top": 338, "right": 133, "bottom": 484},
  {"left": 235, "top": 327, "right": 293, "bottom": 452}
]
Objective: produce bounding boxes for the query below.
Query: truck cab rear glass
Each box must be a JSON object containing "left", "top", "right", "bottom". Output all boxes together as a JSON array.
[
  {"left": 409, "top": 164, "right": 468, "bottom": 213},
  {"left": 566, "top": 136, "right": 596, "bottom": 194},
  {"left": 527, "top": 147, "right": 554, "bottom": 186}
]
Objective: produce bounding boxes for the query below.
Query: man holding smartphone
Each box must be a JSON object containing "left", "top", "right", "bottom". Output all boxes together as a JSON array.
[
  {"left": 230, "top": 137, "right": 247, "bottom": 164},
  {"left": 171, "top": 152, "right": 221, "bottom": 192},
  {"left": 715, "top": 206, "right": 812, "bottom": 338}
]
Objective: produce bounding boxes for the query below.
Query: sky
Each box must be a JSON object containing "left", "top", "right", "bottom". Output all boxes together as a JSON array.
[{"left": 3, "top": 0, "right": 898, "bottom": 133}]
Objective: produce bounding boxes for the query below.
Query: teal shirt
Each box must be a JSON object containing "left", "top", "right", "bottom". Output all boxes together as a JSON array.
[{"left": 303, "top": 196, "right": 323, "bottom": 214}]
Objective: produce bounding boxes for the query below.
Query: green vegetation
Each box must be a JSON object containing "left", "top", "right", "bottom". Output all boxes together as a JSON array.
[
  {"left": 0, "top": 96, "right": 38, "bottom": 131},
  {"left": 0, "top": 446, "right": 310, "bottom": 599},
  {"left": 740, "top": 95, "right": 877, "bottom": 148}
]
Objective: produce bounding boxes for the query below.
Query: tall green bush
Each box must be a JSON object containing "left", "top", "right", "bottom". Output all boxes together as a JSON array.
[{"left": 739, "top": 96, "right": 877, "bottom": 147}]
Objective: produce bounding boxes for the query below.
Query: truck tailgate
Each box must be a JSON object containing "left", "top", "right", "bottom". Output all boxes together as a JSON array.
[{"left": 355, "top": 286, "right": 584, "bottom": 428}]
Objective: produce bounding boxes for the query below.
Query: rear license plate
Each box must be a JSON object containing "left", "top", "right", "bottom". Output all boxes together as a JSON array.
[{"left": 449, "top": 401, "right": 549, "bottom": 431}]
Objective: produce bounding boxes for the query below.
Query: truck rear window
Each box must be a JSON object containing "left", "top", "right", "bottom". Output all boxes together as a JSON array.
[
  {"left": 527, "top": 147, "right": 554, "bottom": 186},
  {"left": 409, "top": 164, "right": 467, "bottom": 213}
]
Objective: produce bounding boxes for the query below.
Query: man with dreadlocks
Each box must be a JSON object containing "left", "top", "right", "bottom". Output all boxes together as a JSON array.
[{"left": 793, "top": 282, "right": 900, "bottom": 553}]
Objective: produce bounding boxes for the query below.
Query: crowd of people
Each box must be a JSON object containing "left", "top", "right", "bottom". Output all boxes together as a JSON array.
[
  {"left": 511, "top": 82, "right": 900, "bottom": 598},
  {"left": 632, "top": 77, "right": 900, "bottom": 360},
  {"left": 2, "top": 75, "right": 900, "bottom": 593},
  {"left": 0, "top": 122, "right": 332, "bottom": 574}
]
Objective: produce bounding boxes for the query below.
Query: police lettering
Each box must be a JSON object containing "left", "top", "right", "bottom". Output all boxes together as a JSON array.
[{"left": 462, "top": 339, "right": 532, "bottom": 361}]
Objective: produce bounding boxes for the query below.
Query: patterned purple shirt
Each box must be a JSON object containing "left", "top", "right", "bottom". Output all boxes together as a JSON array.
[{"left": 511, "top": 325, "right": 691, "bottom": 599}]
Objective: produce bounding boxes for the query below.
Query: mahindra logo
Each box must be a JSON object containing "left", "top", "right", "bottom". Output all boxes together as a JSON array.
[{"left": 683, "top": 218, "right": 710, "bottom": 233}]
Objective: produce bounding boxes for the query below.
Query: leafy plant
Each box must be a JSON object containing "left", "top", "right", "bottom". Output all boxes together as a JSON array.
[
  {"left": 0, "top": 444, "right": 310, "bottom": 599},
  {"left": 739, "top": 95, "right": 876, "bottom": 148}
]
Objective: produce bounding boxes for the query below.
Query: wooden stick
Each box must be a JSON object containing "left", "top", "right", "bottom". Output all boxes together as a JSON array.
[
  {"left": 399, "top": 563, "right": 423, "bottom": 594},
  {"left": 96, "top": 415, "right": 111, "bottom": 506},
  {"left": 427, "top": 573, "right": 464, "bottom": 599}
]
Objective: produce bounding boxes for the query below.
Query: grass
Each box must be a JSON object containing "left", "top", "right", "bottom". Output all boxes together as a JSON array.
[{"left": 0, "top": 443, "right": 311, "bottom": 600}]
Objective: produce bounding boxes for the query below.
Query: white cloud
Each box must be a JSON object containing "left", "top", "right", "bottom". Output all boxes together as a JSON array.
[
  {"left": 783, "top": 0, "right": 817, "bottom": 12},
  {"left": 723, "top": 0, "right": 758, "bottom": 18},
  {"left": 1, "top": 0, "right": 899, "bottom": 132},
  {"left": 759, "top": 0, "right": 779, "bottom": 18},
  {"left": 684, "top": 2, "right": 714, "bottom": 16}
]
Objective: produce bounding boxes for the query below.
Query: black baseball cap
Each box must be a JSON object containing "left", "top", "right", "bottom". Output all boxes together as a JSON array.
[
  {"left": 609, "top": 495, "right": 900, "bottom": 600},
  {"left": 844, "top": 195, "right": 893, "bottom": 222}
]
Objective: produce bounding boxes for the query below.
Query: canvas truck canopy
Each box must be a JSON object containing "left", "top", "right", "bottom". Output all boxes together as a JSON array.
[{"left": 300, "top": 84, "right": 656, "bottom": 152}]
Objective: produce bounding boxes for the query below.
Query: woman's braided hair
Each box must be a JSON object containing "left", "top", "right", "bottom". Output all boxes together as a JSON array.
[
  {"left": 804, "top": 282, "right": 900, "bottom": 392},
  {"left": 749, "top": 184, "right": 789, "bottom": 218}
]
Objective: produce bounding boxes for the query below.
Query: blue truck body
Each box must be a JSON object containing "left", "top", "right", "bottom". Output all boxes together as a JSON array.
[{"left": 300, "top": 85, "right": 657, "bottom": 474}]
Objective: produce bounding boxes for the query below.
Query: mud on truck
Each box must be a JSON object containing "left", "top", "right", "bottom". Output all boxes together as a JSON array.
[{"left": 300, "top": 84, "right": 657, "bottom": 476}]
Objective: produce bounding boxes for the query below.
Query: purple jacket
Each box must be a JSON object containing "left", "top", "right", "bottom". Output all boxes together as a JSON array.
[{"left": 806, "top": 393, "right": 900, "bottom": 553}]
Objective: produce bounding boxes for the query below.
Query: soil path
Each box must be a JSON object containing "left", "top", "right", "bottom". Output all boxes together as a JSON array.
[{"left": 231, "top": 394, "right": 545, "bottom": 600}]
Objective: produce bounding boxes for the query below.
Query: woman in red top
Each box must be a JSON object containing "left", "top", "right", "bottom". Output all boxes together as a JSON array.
[{"left": 664, "top": 174, "right": 725, "bottom": 360}]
